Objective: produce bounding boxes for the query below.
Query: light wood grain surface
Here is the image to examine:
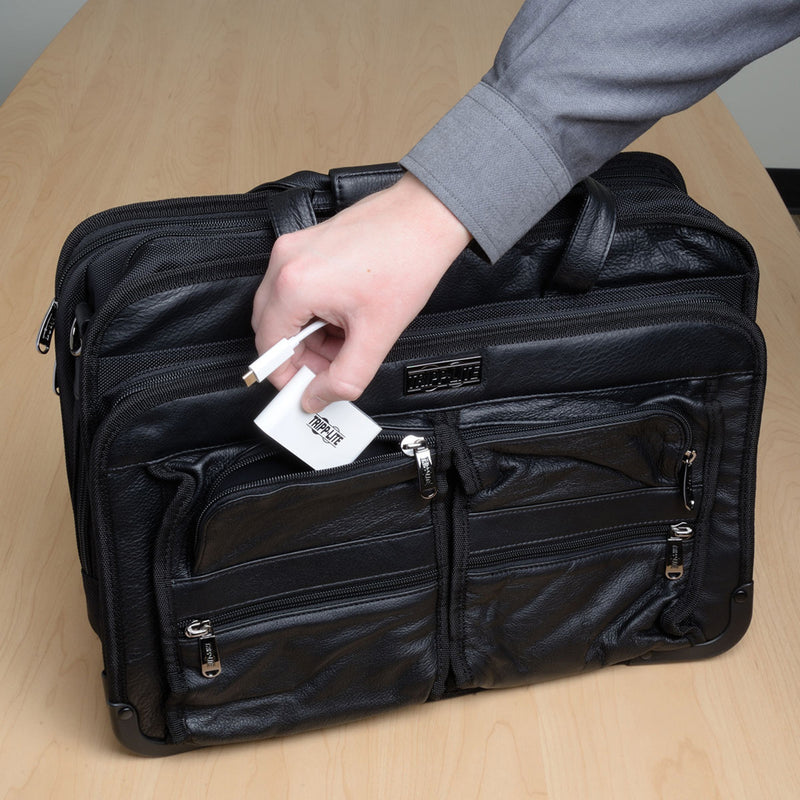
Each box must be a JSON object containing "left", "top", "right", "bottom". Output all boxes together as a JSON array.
[{"left": 1, "top": 1, "right": 799, "bottom": 797}]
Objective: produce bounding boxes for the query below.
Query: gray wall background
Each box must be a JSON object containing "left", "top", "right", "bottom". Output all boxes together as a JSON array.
[{"left": 0, "top": 0, "right": 797, "bottom": 169}]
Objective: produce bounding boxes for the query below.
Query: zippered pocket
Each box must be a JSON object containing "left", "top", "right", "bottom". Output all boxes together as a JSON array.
[
  {"left": 170, "top": 567, "right": 438, "bottom": 745},
  {"left": 194, "top": 429, "right": 438, "bottom": 574},
  {"left": 156, "top": 419, "right": 444, "bottom": 744},
  {"left": 448, "top": 397, "right": 714, "bottom": 689},
  {"left": 459, "top": 522, "right": 696, "bottom": 688},
  {"left": 461, "top": 405, "right": 697, "bottom": 520}
]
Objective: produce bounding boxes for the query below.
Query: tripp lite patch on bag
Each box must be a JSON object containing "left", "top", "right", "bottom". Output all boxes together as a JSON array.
[{"left": 39, "top": 153, "right": 765, "bottom": 754}]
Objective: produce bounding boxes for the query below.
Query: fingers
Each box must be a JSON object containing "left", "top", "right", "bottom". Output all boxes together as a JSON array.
[
  {"left": 300, "top": 321, "right": 393, "bottom": 413},
  {"left": 249, "top": 172, "right": 473, "bottom": 412},
  {"left": 251, "top": 234, "right": 317, "bottom": 389}
]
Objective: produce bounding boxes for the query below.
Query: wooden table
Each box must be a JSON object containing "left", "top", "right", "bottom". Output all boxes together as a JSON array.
[{"left": 1, "top": 1, "right": 798, "bottom": 797}]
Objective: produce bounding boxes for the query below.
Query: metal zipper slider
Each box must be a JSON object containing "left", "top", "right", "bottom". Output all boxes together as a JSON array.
[
  {"left": 185, "top": 619, "right": 222, "bottom": 678},
  {"left": 665, "top": 522, "right": 694, "bottom": 580},
  {"left": 36, "top": 298, "right": 58, "bottom": 354},
  {"left": 400, "top": 435, "right": 437, "bottom": 500},
  {"left": 680, "top": 449, "right": 697, "bottom": 511}
]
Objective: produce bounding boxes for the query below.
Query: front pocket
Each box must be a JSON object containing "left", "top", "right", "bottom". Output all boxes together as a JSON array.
[
  {"left": 449, "top": 402, "right": 711, "bottom": 689},
  {"left": 170, "top": 566, "right": 438, "bottom": 745},
  {"left": 460, "top": 526, "right": 695, "bottom": 688},
  {"left": 161, "top": 426, "right": 444, "bottom": 744},
  {"left": 194, "top": 429, "right": 437, "bottom": 573},
  {"left": 462, "top": 406, "right": 695, "bottom": 515}
]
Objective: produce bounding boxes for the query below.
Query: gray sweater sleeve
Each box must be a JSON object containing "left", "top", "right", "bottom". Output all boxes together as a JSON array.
[{"left": 400, "top": 0, "right": 800, "bottom": 262}]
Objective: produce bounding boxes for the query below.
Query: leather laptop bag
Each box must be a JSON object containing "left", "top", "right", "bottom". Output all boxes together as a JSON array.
[{"left": 38, "top": 152, "right": 765, "bottom": 754}]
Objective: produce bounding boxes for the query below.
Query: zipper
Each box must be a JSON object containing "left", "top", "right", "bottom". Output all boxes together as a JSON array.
[
  {"left": 461, "top": 405, "right": 694, "bottom": 509},
  {"left": 36, "top": 298, "right": 58, "bottom": 354},
  {"left": 469, "top": 521, "right": 694, "bottom": 579},
  {"left": 196, "top": 433, "right": 437, "bottom": 535},
  {"left": 50, "top": 192, "right": 285, "bottom": 304},
  {"left": 401, "top": 435, "right": 438, "bottom": 499},
  {"left": 184, "top": 620, "right": 221, "bottom": 679},
  {"left": 460, "top": 405, "right": 692, "bottom": 447},
  {"left": 180, "top": 568, "right": 437, "bottom": 680},
  {"left": 680, "top": 450, "right": 697, "bottom": 511},
  {"left": 665, "top": 522, "right": 694, "bottom": 581},
  {"left": 392, "top": 295, "right": 759, "bottom": 364}
]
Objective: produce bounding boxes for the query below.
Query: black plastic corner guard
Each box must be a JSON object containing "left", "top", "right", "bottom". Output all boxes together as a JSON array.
[
  {"left": 103, "top": 674, "right": 199, "bottom": 756},
  {"left": 627, "top": 582, "right": 754, "bottom": 665}
]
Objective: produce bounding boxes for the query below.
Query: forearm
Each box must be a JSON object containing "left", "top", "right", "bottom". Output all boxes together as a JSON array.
[{"left": 401, "top": 0, "right": 800, "bottom": 262}]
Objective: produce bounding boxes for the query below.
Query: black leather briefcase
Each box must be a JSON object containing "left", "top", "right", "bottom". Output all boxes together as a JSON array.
[{"left": 39, "top": 152, "right": 765, "bottom": 754}]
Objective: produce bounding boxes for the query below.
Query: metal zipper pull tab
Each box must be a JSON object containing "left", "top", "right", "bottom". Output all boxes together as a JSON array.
[
  {"left": 665, "top": 522, "right": 694, "bottom": 580},
  {"left": 680, "top": 449, "right": 697, "bottom": 511},
  {"left": 185, "top": 619, "right": 222, "bottom": 678},
  {"left": 401, "top": 435, "right": 437, "bottom": 500},
  {"left": 36, "top": 298, "right": 58, "bottom": 354}
]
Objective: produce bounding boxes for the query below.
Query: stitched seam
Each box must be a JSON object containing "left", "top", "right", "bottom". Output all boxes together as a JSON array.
[
  {"left": 210, "top": 581, "right": 437, "bottom": 634},
  {"left": 192, "top": 525, "right": 433, "bottom": 577},
  {"left": 475, "top": 82, "right": 572, "bottom": 190},
  {"left": 470, "top": 486, "right": 685, "bottom": 523}
]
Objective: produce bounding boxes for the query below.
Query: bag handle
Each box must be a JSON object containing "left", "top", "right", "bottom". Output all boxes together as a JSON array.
[
  {"left": 262, "top": 165, "right": 403, "bottom": 235},
  {"left": 548, "top": 176, "right": 617, "bottom": 293},
  {"left": 262, "top": 166, "right": 616, "bottom": 297},
  {"left": 328, "top": 163, "right": 404, "bottom": 209},
  {"left": 266, "top": 188, "right": 317, "bottom": 237}
]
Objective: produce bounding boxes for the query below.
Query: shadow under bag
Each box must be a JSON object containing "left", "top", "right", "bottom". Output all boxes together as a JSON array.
[{"left": 39, "top": 152, "right": 766, "bottom": 754}]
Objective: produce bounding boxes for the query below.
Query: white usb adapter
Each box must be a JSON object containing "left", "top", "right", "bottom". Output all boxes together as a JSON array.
[{"left": 244, "top": 322, "right": 382, "bottom": 470}]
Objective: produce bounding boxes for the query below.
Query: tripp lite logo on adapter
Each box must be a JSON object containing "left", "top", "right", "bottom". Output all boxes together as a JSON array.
[{"left": 307, "top": 415, "right": 345, "bottom": 447}]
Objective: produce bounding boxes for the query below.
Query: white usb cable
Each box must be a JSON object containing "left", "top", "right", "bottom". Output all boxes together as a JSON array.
[{"left": 242, "top": 319, "right": 328, "bottom": 386}]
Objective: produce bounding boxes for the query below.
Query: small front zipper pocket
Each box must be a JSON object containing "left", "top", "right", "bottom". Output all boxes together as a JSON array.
[
  {"left": 459, "top": 521, "right": 696, "bottom": 689},
  {"left": 194, "top": 429, "right": 438, "bottom": 574},
  {"left": 448, "top": 397, "right": 714, "bottom": 690},
  {"left": 170, "top": 561, "right": 438, "bottom": 745}
]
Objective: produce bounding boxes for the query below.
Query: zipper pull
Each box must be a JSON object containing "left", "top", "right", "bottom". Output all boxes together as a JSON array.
[
  {"left": 401, "top": 435, "right": 437, "bottom": 500},
  {"left": 185, "top": 619, "right": 222, "bottom": 678},
  {"left": 680, "top": 449, "right": 697, "bottom": 511},
  {"left": 665, "top": 522, "right": 694, "bottom": 580},
  {"left": 69, "top": 302, "right": 93, "bottom": 357},
  {"left": 36, "top": 298, "right": 58, "bottom": 354}
]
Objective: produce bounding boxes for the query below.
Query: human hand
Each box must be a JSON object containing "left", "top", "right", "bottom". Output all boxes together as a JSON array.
[{"left": 251, "top": 172, "right": 472, "bottom": 413}]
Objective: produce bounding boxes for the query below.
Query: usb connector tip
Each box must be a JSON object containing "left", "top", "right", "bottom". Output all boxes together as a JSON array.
[{"left": 242, "top": 370, "right": 258, "bottom": 387}]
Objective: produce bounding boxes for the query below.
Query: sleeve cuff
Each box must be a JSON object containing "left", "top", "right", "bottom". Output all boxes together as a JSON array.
[{"left": 400, "top": 81, "right": 574, "bottom": 263}]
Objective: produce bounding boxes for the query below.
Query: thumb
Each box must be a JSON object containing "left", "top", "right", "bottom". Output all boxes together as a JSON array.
[{"left": 300, "top": 323, "right": 390, "bottom": 413}]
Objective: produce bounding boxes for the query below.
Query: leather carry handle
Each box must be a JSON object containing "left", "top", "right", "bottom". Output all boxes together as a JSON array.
[
  {"left": 266, "top": 187, "right": 318, "bottom": 237},
  {"left": 549, "top": 176, "right": 617, "bottom": 293},
  {"left": 262, "top": 164, "right": 403, "bottom": 236},
  {"left": 328, "top": 163, "right": 404, "bottom": 209},
  {"left": 262, "top": 165, "right": 616, "bottom": 297}
]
